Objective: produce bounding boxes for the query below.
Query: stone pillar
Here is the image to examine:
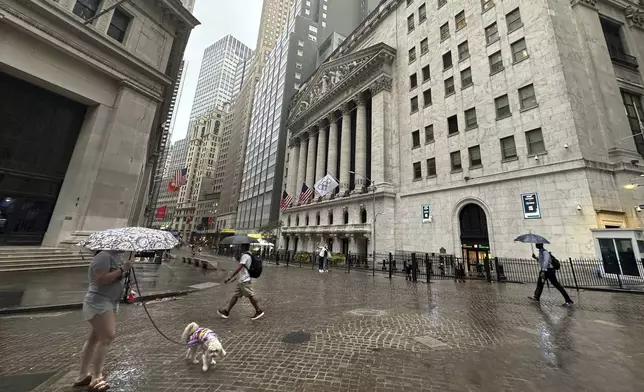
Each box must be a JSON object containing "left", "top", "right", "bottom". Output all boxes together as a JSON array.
[
  {"left": 306, "top": 130, "right": 317, "bottom": 187},
  {"left": 354, "top": 94, "right": 367, "bottom": 190},
  {"left": 315, "top": 123, "right": 327, "bottom": 190},
  {"left": 296, "top": 136, "right": 308, "bottom": 196},
  {"left": 326, "top": 113, "right": 338, "bottom": 192},
  {"left": 339, "top": 103, "right": 352, "bottom": 195},
  {"left": 288, "top": 139, "right": 300, "bottom": 197},
  {"left": 370, "top": 76, "right": 393, "bottom": 187}
]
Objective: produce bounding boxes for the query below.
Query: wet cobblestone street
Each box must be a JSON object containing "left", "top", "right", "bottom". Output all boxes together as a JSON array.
[{"left": 1, "top": 260, "right": 643, "bottom": 392}]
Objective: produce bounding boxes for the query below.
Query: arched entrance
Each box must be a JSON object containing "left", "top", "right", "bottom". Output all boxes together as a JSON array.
[{"left": 459, "top": 203, "right": 490, "bottom": 272}]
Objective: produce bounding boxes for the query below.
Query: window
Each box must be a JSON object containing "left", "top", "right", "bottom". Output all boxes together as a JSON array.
[
  {"left": 519, "top": 84, "right": 537, "bottom": 110},
  {"left": 438, "top": 0, "right": 446, "bottom": 9},
  {"left": 413, "top": 161, "right": 422, "bottom": 180},
  {"left": 461, "top": 67, "right": 472, "bottom": 88},
  {"left": 511, "top": 38, "right": 529, "bottom": 62},
  {"left": 410, "top": 73, "right": 418, "bottom": 89},
  {"left": 295, "top": 72, "right": 301, "bottom": 80},
  {"left": 448, "top": 114, "right": 459, "bottom": 135},
  {"left": 526, "top": 128, "right": 546, "bottom": 155},
  {"left": 308, "top": 34, "right": 317, "bottom": 42},
  {"left": 622, "top": 92, "right": 644, "bottom": 155},
  {"left": 425, "top": 125, "right": 434, "bottom": 143},
  {"left": 298, "top": 40, "right": 304, "bottom": 46},
  {"left": 107, "top": 8, "right": 130, "bottom": 43},
  {"left": 73, "top": 0, "right": 100, "bottom": 20},
  {"left": 407, "top": 0, "right": 413, "bottom": 6},
  {"left": 423, "top": 88, "right": 432, "bottom": 107},
  {"left": 296, "top": 62, "right": 303, "bottom": 69},
  {"left": 409, "top": 47, "right": 417, "bottom": 63},
  {"left": 422, "top": 65, "right": 431, "bottom": 82},
  {"left": 489, "top": 51, "right": 503, "bottom": 74},
  {"left": 412, "top": 130, "right": 421, "bottom": 148},
  {"left": 427, "top": 158, "right": 437, "bottom": 176},
  {"left": 444, "top": 77, "right": 455, "bottom": 96},
  {"left": 440, "top": 22, "right": 450, "bottom": 41},
  {"left": 455, "top": 11, "right": 466, "bottom": 30},
  {"left": 419, "top": 4, "right": 427, "bottom": 23},
  {"left": 485, "top": 23, "right": 499, "bottom": 45},
  {"left": 500, "top": 136, "right": 517, "bottom": 160},
  {"left": 408, "top": 14, "right": 415, "bottom": 33},
  {"left": 305, "top": 8, "right": 310, "bottom": 15},
  {"left": 297, "top": 49, "right": 304, "bottom": 56},
  {"left": 421, "top": 38, "right": 429, "bottom": 55},
  {"left": 450, "top": 151, "right": 462, "bottom": 171},
  {"left": 309, "top": 25, "right": 318, "bottom": 33},
  {"left": 343, "top": 211, "right": 349, "bottom": 224},
  {"left": 329, "top": 212, "right": 334, "bottom": 225},
  {"left": 601, "top": 18, "right": 638, "bottom": 69},
  {"left": 482, "top": 0, "right": 494, "bottom": 12},
  {"left": 506, "top": 8, "right": 523, "bottom": 32},
  {"left": 443, "top": 51, "right": 453, "bottom": 70},
  {"left": 411, "top": 96, "right": 419, "bottom": 112},
  {"left": 465, "top": 108, "right": 477, "bottom": 129},
  {"left": 469, "top": 145, "right": 482, "bottom": 167},
  {"left": 495, "top": 95, "right": 511, "bottom": 118},
  {"left": 458, "top": 40, "right": 469, "bottom": 61}
]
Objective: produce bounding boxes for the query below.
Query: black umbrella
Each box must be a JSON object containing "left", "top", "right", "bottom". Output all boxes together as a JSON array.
[{"left": 219, "top": 235, "right": 259, "bottom": 245}]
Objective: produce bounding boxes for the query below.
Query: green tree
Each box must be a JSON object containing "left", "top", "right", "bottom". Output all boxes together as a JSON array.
[{"left": 259, "top": 220, "right": 283, "bottom": 238}]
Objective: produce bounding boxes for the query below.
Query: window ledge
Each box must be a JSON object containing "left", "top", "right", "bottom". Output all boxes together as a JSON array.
[
  {"left": 426, "top": 174, "right": 437, "bottom": 179},
  {"left": 425, "top": 140, "right": 435, "bottom": 145},
  {"left": 420, "top": 17, "right": 427, "bottom": 24},
  {"left": 487, "top": 38, "right": 499, "bottom": 47},
  {"left": 465, "top": 125, "right": 478, "bottom": 131},
  {"left": 462, "top": 84, "right": 473, "bottom": 90},
  {"left": 409, "top": 59, "right": 416, "bottom": 65},
  {"left": 423, "top": 78, "right": 431, "bottom": 84},
  {"left": 527, "top": 151, "right": 548, "bottom": 158},
  {"left": 496, "top": 113, "right": 512, "bottom": 121},
  {"left": 441, "top": 36, "right": 450, "bottom": 43},
  {"left": 456, "top": 25, "right": 467, "bottom": 33},
  {"left": 443, "top": 65, "right": 453, "bottom": 72},
  {"left": 408, "top": 27, "right": 415, "bottom": 34},
  {"left": 507, "top": 24, "right": 524, "bottom": 35},
  {"left": 410, "top": 86, "right": 417, "bottom": 91},
  {"left": 412, "top": 145, "right": 421, "bottom": 150},
  {"left": 451, "top": 169, "right": 463, "bottom": 173},
  {"left": 445, "top": 91, "right": 456, "bottom": 98},
  {"left": 413, "top": 177, "right": 422, "bottom": 182},
  {"left": 469, "top": 164, "right": 483, "bottom": 170},
  {"left": 459, "top": 56, "right": 470, "bottom": 63},
  {"left": 424, "top": 103, "right": 432, "bottom": 108},
  {"left": 501, "top": 156, "right": 519, "bottom": 163},
  {"left": 490, "top": 67, "right": 505, "bottom": 77},
  {"left": 448, "top": 132, "right": 459, "bottom": 137},
  {"left": 421, "top": 51, "right": 428, "bottom": 56},
  {"left": 411, "top": 109, "right": 419, "bottom": 114},
  {"left": 520, "top": 104, "right": 539, "bottom": 113},
  {"left": 481, "top": 5, "right": 495, "bottom": 15},
  {"left": 512, "top": 55, "right": 530, "bottom": 65}
]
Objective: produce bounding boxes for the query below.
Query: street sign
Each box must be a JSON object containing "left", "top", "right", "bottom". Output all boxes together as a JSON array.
[
  {"left": 521, "top": 193, "right": 541, "bottom": 219},
  {"left": 422, "top": 204, "right": 432, "bottom": 223}
]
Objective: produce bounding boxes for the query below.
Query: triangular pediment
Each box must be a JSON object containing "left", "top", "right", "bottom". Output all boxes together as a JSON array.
[{"left": 287, "top": 42, "right": 395, "bottom": 128}]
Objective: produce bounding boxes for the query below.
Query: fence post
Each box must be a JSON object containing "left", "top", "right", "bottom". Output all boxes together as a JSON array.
[
  {"left": 311, "top": 252, "right": 315, "bottom": 270},
  {"left": 347, "top": 252, "right": 351, "bottom": 274},
  {"left": 568, "top": 257, "right": 579, "bottom": 291},
  {"left": 494, "top": 257, "right": 507, "bottom": 282},
  {"left": 286, "top": 251, "right": 290, "bottom": 268},
  {"left": 299, "top": 252, "right": 302, "bottom": 268},
  {"left": 388, "top": 252, "right": 393, "bottom": 279},
  {"left": 425, "top": 253, "right": 431, "bottom": 283},
  {"left": 616, "top": 265, "right": 623, "bottom": 289},
  {"left": 484, "top": 257, "right": 492, "bottom": 282},
  {"left": 411, "top": 252, "right": 418, "bottom": 282}
]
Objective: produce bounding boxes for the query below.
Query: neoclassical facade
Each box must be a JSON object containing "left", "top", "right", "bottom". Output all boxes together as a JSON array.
[{"left": 279, "top": 0, "right": 644, "bottom": 261}]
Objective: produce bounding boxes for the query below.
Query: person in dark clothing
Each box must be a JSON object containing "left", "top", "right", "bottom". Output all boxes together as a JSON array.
[{"left": 528, "top": 243, "right": 574, "bottom": 306}]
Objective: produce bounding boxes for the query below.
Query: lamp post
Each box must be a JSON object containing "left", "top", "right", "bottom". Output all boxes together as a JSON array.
[{"left": 350, "top": 171, "right": 376, "bottom": 276}]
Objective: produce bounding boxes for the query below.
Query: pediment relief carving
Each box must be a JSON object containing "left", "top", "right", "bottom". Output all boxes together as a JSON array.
[{"left": 625, "top": 5, "right": 644, "bottom": 30}]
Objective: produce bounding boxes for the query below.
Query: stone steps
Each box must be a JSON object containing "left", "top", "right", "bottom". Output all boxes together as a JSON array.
[{"left": 0, "top": 246, "right": 88, "bottom": 272}]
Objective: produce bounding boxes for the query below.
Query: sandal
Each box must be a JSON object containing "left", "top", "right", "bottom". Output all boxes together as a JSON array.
[
  {"left": 73, "top": 375, "right": 92, "bottom": 387},
  {"left": 88, "top": 380, "right": 110, "bottom": 392}
]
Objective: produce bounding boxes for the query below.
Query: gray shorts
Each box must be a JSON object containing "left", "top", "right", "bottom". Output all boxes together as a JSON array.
[{"left": 82, "top": 300, "right": 118, "bottom": 321}]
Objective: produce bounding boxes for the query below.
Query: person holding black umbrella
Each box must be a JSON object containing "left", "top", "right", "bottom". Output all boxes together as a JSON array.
[
  {"left": 218, "top": 243, "right": 265, "bottom": 320},
  {"left": 529, "top": 243, "right": 574, "bottom": 307}
]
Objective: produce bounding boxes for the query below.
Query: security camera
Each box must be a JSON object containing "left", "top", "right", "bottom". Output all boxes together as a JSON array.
[
  {"left": 534, "top": 155, "right": 539, "bottom": 161},
  {"left": 576, "top": 205, "right": 582, "bottom": 211},
  {"left": 564, "top": 143, "right": 569, "bottom": 149},
  {"left": 637, "top": 206, "right": 642, "bottom": 213}
]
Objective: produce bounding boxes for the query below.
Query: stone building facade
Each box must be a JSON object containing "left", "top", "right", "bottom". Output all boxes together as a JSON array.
[
  {"left": 0, "top": 0, "right": 198, "bottom": 246},
  {"left": 279, "top": 0, "right": 644, "bottom": 260}
]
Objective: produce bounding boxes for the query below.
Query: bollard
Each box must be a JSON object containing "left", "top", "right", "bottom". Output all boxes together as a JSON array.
[
  {"left": 347, "top": 253, "right": 351, "bottom": 274},
  {"left": 388, "top": 253, "right": 393, "bottom": 279},
  {"left": 494, "top": 257, "right": 507, "bottom": 282},
  {"left": 484, "top": 258, "right": 492, "bottom": 282},
  {"left": 411, "top": 253, "right": 418, "bottom": 282}
]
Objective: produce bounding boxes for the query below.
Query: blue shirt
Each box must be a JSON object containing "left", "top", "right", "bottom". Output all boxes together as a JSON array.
[{"left": 538, "top": 248, "right": 552, "bottom": 271}]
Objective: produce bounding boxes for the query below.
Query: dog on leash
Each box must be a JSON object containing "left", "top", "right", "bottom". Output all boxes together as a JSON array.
[{"left": 181, "top": 322, "right": 227, "bottom": 371}]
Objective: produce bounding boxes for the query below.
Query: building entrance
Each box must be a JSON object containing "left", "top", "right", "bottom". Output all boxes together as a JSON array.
[
  {"left": 459, "top": 203, "right": 490, "bottom": 276},
  {"left": 0, "top": 71, "right": 87, "bottom": 245}
]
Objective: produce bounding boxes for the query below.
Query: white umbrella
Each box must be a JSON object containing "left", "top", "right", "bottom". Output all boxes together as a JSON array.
[{"left": 77, "top": 227, "right": 179, "bottom": 251}]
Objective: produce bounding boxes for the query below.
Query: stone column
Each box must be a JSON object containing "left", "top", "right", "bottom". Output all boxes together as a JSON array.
[
  {"left": 354, "top": 94, "right": 367, "bottom": 190},
  {"left": 296, "top": 136, "right": 308, "bottom": 196},
  {"left": 339, "top": 103, "right": 352, "bottom": 195},
  {"left": 306, "top": 129, "right": 317, "bottom": 188},
  {"left": 326, "top": 113, "right": 338, "bottom": 192},
  {"left": 288, "top": 139, "right": 300, "bottom": 197},
  {"left": 315, "top": 123, "right": 327, "bottom": 190},
  {"left": 370, "top": 76, "right": 393, "bottom": 186}
]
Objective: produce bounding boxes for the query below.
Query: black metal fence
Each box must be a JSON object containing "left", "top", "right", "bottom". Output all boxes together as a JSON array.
[{"left": 263, "top": 250, "right": 644, "bottom": 291}]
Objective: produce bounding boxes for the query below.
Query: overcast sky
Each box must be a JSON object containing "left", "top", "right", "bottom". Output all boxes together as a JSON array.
[{"left": 171, "top": 0, "right": 263, "bottom": 142}]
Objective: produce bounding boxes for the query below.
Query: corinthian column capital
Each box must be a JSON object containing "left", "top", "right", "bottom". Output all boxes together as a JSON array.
[{"left": 370, "top": 75, "right": 393, "bottom": 95}]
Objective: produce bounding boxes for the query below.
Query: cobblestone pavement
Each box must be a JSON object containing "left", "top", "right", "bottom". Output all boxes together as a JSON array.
[{"left": 1, "top": 259, "right": 644, "bottom": 392}]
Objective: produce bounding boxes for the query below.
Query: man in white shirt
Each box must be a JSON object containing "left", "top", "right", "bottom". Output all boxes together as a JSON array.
[
  {"left": 217, "top": 244, "right": 264, "bottom": 320},
  {"left": 529, "top": 243, "right": 573, "bottom": 306},
  {"left": 317, "top": 245, "right": 328, "bottom": 273}
]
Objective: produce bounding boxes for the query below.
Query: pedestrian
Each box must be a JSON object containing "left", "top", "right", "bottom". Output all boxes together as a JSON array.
[
  {"left": 217, "top": 244, "right": 265, "bottom": 320},
  {"left": 317, "top": 245, "right": 328, "bottom": 273},
  {"left": 323, "top": 246, "right": 330, "bottom": 272},
  {"left": 528, "top": 243, "right": 574, "bottom": 306},
  {"left": 74, "top": 250, "right": 133, "bottom": 392}
]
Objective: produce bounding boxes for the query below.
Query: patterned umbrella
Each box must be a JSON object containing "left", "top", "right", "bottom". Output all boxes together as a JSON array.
[
  {"left": 514, "top": 233, "right": 550, "bottom": 244},
  {"left": 77, "top": 227, "right": 179, "bottom": 251}
]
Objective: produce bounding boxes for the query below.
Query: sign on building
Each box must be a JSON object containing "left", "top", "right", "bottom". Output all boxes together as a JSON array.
[
  {"left": 422, "top": 204, "right": 432, "bottom": 223},
  {"left": 521, "top": 193, "right": 541, "bottom": 219}
]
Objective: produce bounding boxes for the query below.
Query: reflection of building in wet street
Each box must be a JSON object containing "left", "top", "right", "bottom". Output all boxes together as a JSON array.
[
  {"left": 280, "top": 0, "right": 644, "bottom": 262},
  {"left": 0, "top": 0, "right": 198, "bottom": 246}
]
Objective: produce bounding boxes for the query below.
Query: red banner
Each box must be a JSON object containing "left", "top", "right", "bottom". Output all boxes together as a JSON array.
[
  {"left": 155, "top": 206, "right": 167, "bottom": 219},
  {"left": 168, "top": 180, "right": 179, "bottom": 192}
]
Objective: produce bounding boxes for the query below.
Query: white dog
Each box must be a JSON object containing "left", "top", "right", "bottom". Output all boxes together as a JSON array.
[{"left": 181, "top": 322, "right": 227, "bottom": 371}]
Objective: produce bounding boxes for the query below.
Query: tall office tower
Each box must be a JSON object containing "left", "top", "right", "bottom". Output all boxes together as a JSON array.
[
  {"left": 188, "top": 35, "right": 252, "bottom": 135},
  {"left": 235, "top": 0, "right": 377, "bottom": 230},
  {"left": 153, "top": 138, "right": 189, "bottom": 229},
  {"left": 215, "top": 0, "right": 296, "bottom": 231}
]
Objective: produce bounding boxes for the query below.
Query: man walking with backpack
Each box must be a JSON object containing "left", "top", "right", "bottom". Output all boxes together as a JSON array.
[
  {"left": 218, "top": 244, "right": 265, "bottom": 320},
  {"left": 529, "top": 243, "right": 574, "bottom": 307}
]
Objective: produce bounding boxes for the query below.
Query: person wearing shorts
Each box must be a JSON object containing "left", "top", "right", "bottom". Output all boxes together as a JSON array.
[
  {"left": 74, "top": 250, "right": 132, "bottom": 392},
  {"left": 218, "top": 244, "right": 264, "bottom": 320}
]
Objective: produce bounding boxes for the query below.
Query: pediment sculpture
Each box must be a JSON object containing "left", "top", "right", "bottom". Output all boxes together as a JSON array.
[{"left": 625, "top": 6, "right": 644, "bottom": 29}]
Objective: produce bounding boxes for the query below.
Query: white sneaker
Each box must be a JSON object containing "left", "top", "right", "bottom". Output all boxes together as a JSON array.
[{"left": 318, "top": 269, "right": 323, "bottom": 273}]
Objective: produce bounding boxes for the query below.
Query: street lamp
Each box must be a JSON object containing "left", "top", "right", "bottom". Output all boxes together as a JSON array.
[{"left": 350, "top": 171, "right": 377, "bottom": 276}]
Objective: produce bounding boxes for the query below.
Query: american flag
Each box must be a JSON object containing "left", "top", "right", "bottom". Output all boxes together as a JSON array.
[
  {"left": 297, "top": 183, "right": 314, "bottom": 205},
  {"left": 280, "top": 190, "right": 293, "bottom": 210},
  {"left": 174, "top": 168, "right": 187, "bottom": 186}
]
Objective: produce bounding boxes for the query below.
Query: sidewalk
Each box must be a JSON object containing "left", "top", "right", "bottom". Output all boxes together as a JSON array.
[{"left": 0, "top": 257, "right": 228, "bottom": 314}]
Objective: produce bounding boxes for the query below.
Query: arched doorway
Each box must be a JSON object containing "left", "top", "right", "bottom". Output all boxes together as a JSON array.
[{"left": 459, "top": 203, "right": 490, "bottom": 273}]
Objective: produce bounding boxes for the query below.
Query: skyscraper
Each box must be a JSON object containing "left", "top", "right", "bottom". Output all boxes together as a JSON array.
[{"left": 235, "top": 0, "right": 377, "bottom": 230}]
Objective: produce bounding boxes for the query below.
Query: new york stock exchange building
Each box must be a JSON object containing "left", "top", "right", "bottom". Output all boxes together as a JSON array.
[{"left": 278, "top": 0, "right": 644, "bottom": 267}]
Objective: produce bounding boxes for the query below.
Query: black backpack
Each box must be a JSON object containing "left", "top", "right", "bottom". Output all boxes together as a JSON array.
[
  {"left": 550, "top": 252, "right": 561, "bottom": 270},
  {"left": 243, "top": 251, "right": 263, "bottom": 278}
]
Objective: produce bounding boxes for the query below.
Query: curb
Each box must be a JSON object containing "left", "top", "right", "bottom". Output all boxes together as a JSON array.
[{"left": 0, "top": 289, "right": 196, "bottom": 315}]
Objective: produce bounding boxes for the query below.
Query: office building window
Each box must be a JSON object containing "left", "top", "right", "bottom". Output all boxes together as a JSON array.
[
  {"left": 411, "top": 96, "right": 419, "bottom": 112},
  {"left": 448, "top": 114, "right": 459, "bottom": 135},
  {"left": 308, "top": 34, "right": 317, "bottom": 42},
  {"left": 295, "top": 72, "right": 301, "bottom": 80},
  {"left": 412, "top": 130, "right": 421, "bottom": 148},
  {"left": 443, "top": 51, "right": 453, "bottom": 70},
  {"left": 440, "top": 22, "right": 450, "bottom": 41},
  {"left": 423, "top": 88, "right": 432, "bottom": 107},
  {"left": 493, "top": 95, "right": 510, "bottom": 119},
  {"left": 489, "top": 50, "right": 503, "bottom": 74},
  {"left": 407, "top": 0, "right": 413, "bottom": 6},
  {"left": 309, "top": 25, "right": 318, "bottom": 33},
  {"left": 461, "top": 67, "right": 472, "bottom": 88},
  {"left": 450, "top": 151, "right": 462, "bottom": 171},
  {"left": 410, "top": 73, "right": 418, "bottom": 89},
  {"left": 445, "top": 77, "right": 455, "bottom": 96},
  {"left": 482, "top": 0, "right": 494, "bottom": 12},
  {"left": 601, "top": 18, "right": 638, "bottom": 70},
  {"left": 427, "top": 158, "right": 436, "bottom": 176},
  {"left": 296, "top": 62, "right": 302, "bottom": 69},
  {"left": 73, "top": 0, "right": 101, "bottom": 20},
  {"left": 425, "top": 124, "right": 434, "bottom": 144},
  {"left": 500, "top": 136, "right": 517, "bottom": 160},
  {"left": 107, "top": 8, "right": 130, "bottom": 43},
  {"left": 438, "top": 0, "right": 446, "bottom": 9},
  {"left": 409, "top": 47, "right": 417, "bottom": 63},
  {"left": 458, "top": 40, "right": 469, "bottom": 61},
  {"left": 486, "top": 22, "right": 499, "bottom": 44},
  {"left": 506, "top": 8, "right": 523, "bottom": 32},
  {"left": 469, "top": 145, "right": 482, "bottom": 167},
  {"left": 465, "top": 108, "right": 477, "bottom": 129},
  {"left": 519, "top": 84, "right": 537, "bottom": 110},
  {"left": 511, "top": 38, "right": 529, "bottom": 62},
  {"left": 297, "top": 49, "right": 304, "bottom": 56},
  {"left": 419, "top": 3, "right": 427, "bottom": 23},
  {"left": 422, "top": 65, "right": 430, "bottom": 82},
  {"left": 421, "top": 38, "right": 429, "bottom": 55},
  {"left": 408, "top": 14, "right": 415, "bottom": 33},
  {"left": 455, "top": 11, "right": 466, "bottom": 30},
  {"left": 413, "top": 161, "right": 422, "bottom": 180},
  {"left": 526, "top": 128, "right": 546, "bottom": 155},
  {"left": 298, "top": 40, "right": 304, "bottom": 46}
]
